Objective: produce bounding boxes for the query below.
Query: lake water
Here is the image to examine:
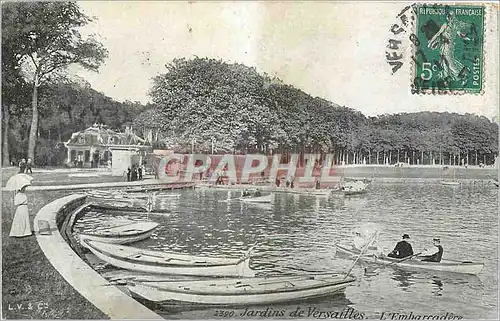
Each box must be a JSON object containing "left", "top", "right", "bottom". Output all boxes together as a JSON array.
[{"left": 73, "top": 181, "right": 498, "bottom": 320}]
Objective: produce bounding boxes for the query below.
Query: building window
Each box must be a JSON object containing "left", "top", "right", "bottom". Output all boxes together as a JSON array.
[
  {"left": 84, "top": 150, "right": 91, "bottom": 162},
  {"left": 78, "top": 136, "right": 85, "bottom": 144}
]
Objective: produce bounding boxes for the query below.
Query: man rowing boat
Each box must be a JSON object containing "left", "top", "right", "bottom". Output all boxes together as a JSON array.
[
  {"left": 419, "top": 238, "right": 443, "bottom": 262},
  {"left": 387, "top": 234, "right": 414, "bottom": 259}
]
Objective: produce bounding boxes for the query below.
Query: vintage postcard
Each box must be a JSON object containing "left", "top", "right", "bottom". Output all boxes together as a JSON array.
[{"left": 1, "top": 1, "right": 498, "bottom": 320}]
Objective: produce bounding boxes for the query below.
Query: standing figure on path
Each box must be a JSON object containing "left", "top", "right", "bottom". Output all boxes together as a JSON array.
[
  {"left": 138, "top": 166, "right": 143, "bottom": 180},
  {"left": 131, "top": 165, "right": 138, "bottom": 181},
  {"left": 9, "top": 186, "right": 32, "bottom": 237},
  {"left": 388, "top": 234, "right": 414, "bottom": 259},
  {"left": 127, "top": 167, "right": 131, "bottom": 182},
  {"left": 275, "top": 177, "right": 280, "bottom": 187},
  {"left": 18, "top": 159, "right": 26, "bottom": 173},
  {"left": 26, "top": 158, "right": 33, "bottom": 174},
  {"left": 315, "top": 179, "right": 321, "bottom": 189}
]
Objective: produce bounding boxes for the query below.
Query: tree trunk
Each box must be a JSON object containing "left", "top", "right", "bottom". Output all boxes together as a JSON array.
[
  {"left": 475, "top": 151, "right": 478, "bottom": 165},
  {"left": 376, "top": 151, "right": 379, "bottom": 165},
  {"left": 369, "top": 150, "right": 371, "bottom": 164},
  {"left": 28, "top": 82, "right": 39, "bottom": 164},
  {"left": 389, "top": 151, "right": 392, "bottom": 165},
  {"left": 421, "top": 150, "right": 424, "bottom": 165},
  {"left": 2, "top": 104, "right": 10, "bottom": 165}
]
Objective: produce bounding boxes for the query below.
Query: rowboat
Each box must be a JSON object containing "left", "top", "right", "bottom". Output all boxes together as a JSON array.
[
  {"left": 83, "top": 240, "right": 255, "bottom": 277},
  {"left": 342, "top": 180, "right": 368, "bottom": 196},
  {"left": 128, "top": 273, "right": 356, "bottom": 306},
  {"left": 335, "top": 243, "right": 483, "bottom": 275},
  {"left": 79, "top": 221, "right": 159, "bottom": 245},
  {"left": 441, "top": 181, "right": 460, "bottom": 186},
  {"left": 276, "top": 188, "right": 331, "bottom": 196},
  {"left": 240, "top": 194, "right": 273, "bottom": 203}
]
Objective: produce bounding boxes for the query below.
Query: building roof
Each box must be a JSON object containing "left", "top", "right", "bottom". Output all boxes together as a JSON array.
[{"left": 65, "top": 124, "right": 148, "bottom": 147}]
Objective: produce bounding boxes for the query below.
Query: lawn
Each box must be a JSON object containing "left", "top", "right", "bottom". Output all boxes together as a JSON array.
[{"left": 2, "top": 190, "right": 107, "bottom": 319}]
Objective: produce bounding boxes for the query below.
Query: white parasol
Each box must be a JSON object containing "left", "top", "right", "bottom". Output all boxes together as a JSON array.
[{"left": 5, "top": 173, "right": 34, "bottom": 191}]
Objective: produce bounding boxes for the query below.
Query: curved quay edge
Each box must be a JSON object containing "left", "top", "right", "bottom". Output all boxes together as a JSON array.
[{"left": 34, "top": 193, "right": 162, "bottom": 320}]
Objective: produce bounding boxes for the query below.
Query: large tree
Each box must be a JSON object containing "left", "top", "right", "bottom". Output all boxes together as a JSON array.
[{"left": 2, "top": 2, "right": 107, "bottom": 164}]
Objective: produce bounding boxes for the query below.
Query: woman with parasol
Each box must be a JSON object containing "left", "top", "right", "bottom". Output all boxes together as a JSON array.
[{"left": 6, "top": 174, "right": 34, "bottom": 237}]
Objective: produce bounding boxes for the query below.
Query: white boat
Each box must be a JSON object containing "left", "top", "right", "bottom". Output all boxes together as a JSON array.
[
  {"left": 343, "top": 181, "right": 368, "bottom": 196},
  {"left": 83, "top": 240, "right": 255, "bottom": 277},
  {"left": 128, "top": 273, "right": 356, "bottom": 306},
  {"left": 79, "top": 222, "right": 159, "bottom": 245},
  {"left": 240, "top": 194, "right": 273, "bottom": 203},
  {"left": 441, "top": 167, "right": 460, "bottom": 186},
  {"left": 335, "top": 243, "right": 483, "bottom": 275},
  {"left": 441, "top": 181, "right": 460, "bottom": 186}
]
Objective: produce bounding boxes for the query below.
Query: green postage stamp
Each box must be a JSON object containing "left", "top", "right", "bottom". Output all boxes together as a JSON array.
[{"left": 412, "top": 4, "right": 485, "bottom": 94}]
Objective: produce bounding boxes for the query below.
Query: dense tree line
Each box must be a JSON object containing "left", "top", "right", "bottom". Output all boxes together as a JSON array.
[
  {"left": 135, "top": 57, "right": 498, "bottom": 166},
  {"left": 2, "top": 1, "right": 107, "bottom": 165}
]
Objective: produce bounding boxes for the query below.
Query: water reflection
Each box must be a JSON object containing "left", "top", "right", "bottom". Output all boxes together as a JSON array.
[
  {"left": 431, "top": 277, "right": 443, "bottom": 296},
  {"left": 390, "top": 268, "right": 415, "bottom": 290}
]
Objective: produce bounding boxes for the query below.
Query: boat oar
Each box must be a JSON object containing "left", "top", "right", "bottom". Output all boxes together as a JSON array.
[
  {"left": 385, "top": 252, "right": 423, "bottom": 267},
  {"left": 343, "top": 234, "right": 376, "bottom": 280}
]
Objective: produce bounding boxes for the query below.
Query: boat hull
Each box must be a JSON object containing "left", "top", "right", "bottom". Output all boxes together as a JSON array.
[
  {"left": 441, "top": 181, "right": 460, "bottom": 186},
  {"left": 240, "top": 195, "right": 273, "bottom": 203},
  {"left": 335, "top": 244, "right": 483, "bottom": 275},
  {"left": 128, "top": 274, "right": 355, "bottom": 306},
  {"left": 80, "top": 229, "right": 156, "bottom": 245},
  {"left": 85, "top": 240, "right": 255, "bottom": 277}
]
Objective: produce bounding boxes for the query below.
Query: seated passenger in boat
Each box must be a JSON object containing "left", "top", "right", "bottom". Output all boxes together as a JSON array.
[
  {"left": 388, "top": 234, "right": 413, "bottom": 259},
  {"left": 253, "top": 189, "right": 262, "bottom": 197},
  {"left": 419, "top": 238, "right": 443, "bottom": 262},
  {"left": 242, "top": 189, "right": 251, "bottom": 197}
]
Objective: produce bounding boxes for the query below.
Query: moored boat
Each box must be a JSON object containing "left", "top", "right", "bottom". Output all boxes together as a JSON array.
[
  {"left": 441, "top": 181, "right": 460, "bottom": 186},
  {"left": 84, "top": 240, "right": 255, "bottom": 277},
  {"left": 79, "top": 221, "right": 159, "bottom": 245},
  {"left": 335, "top": 243, "right": 483, "bottom": 275},
  {"left": 342, "top": 181, "right": 368, "bottom": 196},
  {"left": 240, "top": 194, "right": 273, "bottom": 203},
  {"left": 128, "top": 273, "right": 356, "bottom": 306}
]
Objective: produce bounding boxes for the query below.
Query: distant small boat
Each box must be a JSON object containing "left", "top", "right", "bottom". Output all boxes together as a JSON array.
[
  {"left": 84, "top": 240, "right": 255, "bottom": 277},
  {"left": 441, "top": 167, "right": 459, "bottom": 186},
  {"left": 343, "top": 181, "right": 368, "bottom": 196},
  {"left": 441, "top": 181, "right": 460, "bottom": 186},
  {"left": 240, "top": 194, "right": 273, "bottom": 203},
  {"left": 128, "top": 273, "right": 356, "bottom": 306},
  {"left": 79, "top": 221, "right": 159, "bottom": 245}
]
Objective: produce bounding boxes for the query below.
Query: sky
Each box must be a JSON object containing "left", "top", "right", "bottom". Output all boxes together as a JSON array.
[{"left": 74, "top": 1, "right": 498, "bottom": 119}]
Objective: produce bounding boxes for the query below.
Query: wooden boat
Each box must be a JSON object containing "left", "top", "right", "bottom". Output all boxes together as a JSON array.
[
  {"left": 128, "top": 273, "right": 356, "bottom": 306},
  {"left": 240, "top": 194, "right": 273, "bottom": 203},
  {"left": 441, "top": 181, "right": 460, "bottom": 186},
  {"left": 79, "top": 222, "right": 159, "bottom": 245},
  {"left": 83, "top": 240, "right": 255, "bottom": 277},
  {"left": 335, "top": 243, "right": 483, "bottom": 275},
  {"left": 343, "top": 181, "right": 368, "bottom": 196}
]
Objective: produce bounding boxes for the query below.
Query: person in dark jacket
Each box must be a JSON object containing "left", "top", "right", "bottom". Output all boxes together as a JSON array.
[
  {"left": 18, "top": 159, "right": 26, "bottom": 174},
  {"left": 127, "top": 167, "right": 131, "bottom": 182},
  {"left": 420, "top": 238, "right": 443, "bottom": 262},
  {"left": 388, "top": 234, "right": 414, "bottom": 259},
  {"left": 138, "top": 166, "right": 143, "bottom": 180}
]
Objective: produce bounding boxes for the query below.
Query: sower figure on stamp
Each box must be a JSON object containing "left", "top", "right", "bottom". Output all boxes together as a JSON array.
[
  {"left": 388, "top": 234, "right": 414, "bottom": 259},
  {"left": 428, "top": 11, "right": 473, "bottom": 84}
]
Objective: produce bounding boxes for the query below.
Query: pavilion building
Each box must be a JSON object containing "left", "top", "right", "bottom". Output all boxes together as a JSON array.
[{"left": 64, "top": 124, "right": 152, "bottom": 175}]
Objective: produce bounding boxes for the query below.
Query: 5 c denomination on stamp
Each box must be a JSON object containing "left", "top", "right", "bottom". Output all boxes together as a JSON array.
[{"left": 412, "top": 4, "right": 484, "bottom": 94}]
